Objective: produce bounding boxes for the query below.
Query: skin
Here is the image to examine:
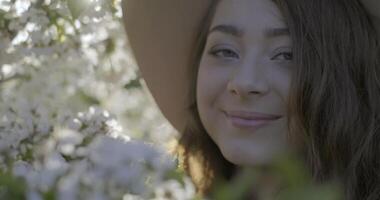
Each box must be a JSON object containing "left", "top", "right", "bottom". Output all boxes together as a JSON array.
[{"left": 196, "top": 0, "right": 293, "bottom": 166}]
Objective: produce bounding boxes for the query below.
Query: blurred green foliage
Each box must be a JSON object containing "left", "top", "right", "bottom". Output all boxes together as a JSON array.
[
  {"left": 211, "top": 154, "right": 343, "bottom": 200},
  {"left": 0, "top": 171, "right": 27, "bottom": 200}
]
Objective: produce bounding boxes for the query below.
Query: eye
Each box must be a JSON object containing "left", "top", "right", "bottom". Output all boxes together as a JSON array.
[
  {"left": 271, "top": 52, "right": 293, "bottom": 61},
  {"left": 208, "top": 47, "right": 240, "bottom": 60}
]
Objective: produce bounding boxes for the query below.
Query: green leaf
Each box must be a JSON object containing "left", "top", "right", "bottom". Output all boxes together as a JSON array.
[
  {"left": 42, "top": 188, "right": 57, "bottom": 200},
  {"left": 67, "top": 0, "right": 91, "bottom": 19},
  {"left": 165, "top": 168, "right": 187, "bottom": 186},
  {"left": 213, "top": 168, "right": 258, "bottom": 200},
  {"left": 124, "top": 78, "right": 142, "bottom": 90},
  {"left": 272, "top": 154, "right": 311, "bottom": 188},
  {"left": 77, "top": 90, "right": 100, "bottom": 105},
  {"left": 276, "top": 183, "right": 342, "bottom": 200},
  {"left": 0, "top": 172, "right": 27, "bottom": 200}
]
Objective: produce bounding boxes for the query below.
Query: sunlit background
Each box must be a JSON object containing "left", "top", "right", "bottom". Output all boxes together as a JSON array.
[
  {"left": 0, "top": 0, "right": 178, "bottom": 145},
  {"left": 0, "top": 0, "right": 190, "bottom": 199}
]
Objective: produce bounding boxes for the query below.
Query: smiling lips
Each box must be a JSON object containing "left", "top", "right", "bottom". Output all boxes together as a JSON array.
[{"left": 224, "top": 110, "right": 282, "bottom": 130}]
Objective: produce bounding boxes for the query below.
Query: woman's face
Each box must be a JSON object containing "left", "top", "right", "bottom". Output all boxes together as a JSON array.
[{"left": 196, "top": 0, "right": 293, "bottom": 166}]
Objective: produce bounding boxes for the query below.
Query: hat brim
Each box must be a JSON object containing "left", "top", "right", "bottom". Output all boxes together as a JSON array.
[{"left": 122, "top": 0, "right": 213, "bottom": 133}]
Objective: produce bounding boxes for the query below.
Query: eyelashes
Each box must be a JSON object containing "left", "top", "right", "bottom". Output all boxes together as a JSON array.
[
  {"left": 207, "top": 46, "right": 293, "bottom": 62},
  {"left": 209, "top": 48, "right": 240, "bottom": 60},
  {"left": 273, "top": 51, "right": 293, "bottom": 61}
]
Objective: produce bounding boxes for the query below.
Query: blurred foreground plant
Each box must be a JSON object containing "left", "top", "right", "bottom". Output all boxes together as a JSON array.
[
  {"left": 211, "top": 154, "right": 343, "bottom": 200},
  {"left": 0, "top": 104, "right": 196, "bottom": 200}
]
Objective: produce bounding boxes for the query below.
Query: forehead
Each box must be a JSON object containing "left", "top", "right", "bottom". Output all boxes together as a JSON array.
[{"left": 211, "top": 0, "right": 286, "bottom": 30}]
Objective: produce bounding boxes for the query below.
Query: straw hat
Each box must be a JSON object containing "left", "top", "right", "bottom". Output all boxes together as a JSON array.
[{"left": 122, "top": 0, "right": 214, "bottom": 133}]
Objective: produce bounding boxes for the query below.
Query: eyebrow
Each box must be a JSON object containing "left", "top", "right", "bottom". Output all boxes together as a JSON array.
[{"left": 208, "top": 24, "right": 289, "bottom": 38}]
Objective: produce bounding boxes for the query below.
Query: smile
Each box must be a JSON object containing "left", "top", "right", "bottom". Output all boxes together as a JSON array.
[{"left": 223, "top": 111, "right": 282, "bottom": 131}]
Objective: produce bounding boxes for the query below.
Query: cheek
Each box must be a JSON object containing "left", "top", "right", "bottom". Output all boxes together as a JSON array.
[
  {"left": 196, "top": 62, "right": 226, "bottom": 129},
  {"left": 196, "top": 66, "right": 213, "bottom": 118},
  {"left": 196, "top": 64, "right": 227, "bottom": 107},
  {"left": 196, "top": 66, "right": 224, "bottom": 143},
  {"left": 275, "top": 76, "right": 291, "bottom": 103},
  {"left": 267, "top": 67, "right": 292, "bottom": 103}
]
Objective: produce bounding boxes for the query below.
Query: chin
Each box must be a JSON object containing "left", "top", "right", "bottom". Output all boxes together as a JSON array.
[{"left": 219, "top": 146, "right": 275, "bottom": 167}]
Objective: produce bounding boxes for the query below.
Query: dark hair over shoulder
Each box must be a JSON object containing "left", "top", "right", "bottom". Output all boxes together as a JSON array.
[{"left": 276, "top": 0, "right": 380, "bottom": 199}]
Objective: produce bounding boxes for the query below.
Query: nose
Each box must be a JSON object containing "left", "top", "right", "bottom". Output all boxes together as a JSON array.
[{"left": 227, "top": 63, "right": 269, "bottom": 98}]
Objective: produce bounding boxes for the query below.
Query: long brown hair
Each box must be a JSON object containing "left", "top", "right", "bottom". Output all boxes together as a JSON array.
[
  {"left": 277, "top": 0, "right": 380, "bottom": 199},
  {"left": 176, "top": 0, "right": 380, "bottom": 199}
]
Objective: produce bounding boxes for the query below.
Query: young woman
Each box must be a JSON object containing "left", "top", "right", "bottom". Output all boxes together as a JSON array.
[{"left": 122, "top": 0, "right": 380, "bottom": 199}]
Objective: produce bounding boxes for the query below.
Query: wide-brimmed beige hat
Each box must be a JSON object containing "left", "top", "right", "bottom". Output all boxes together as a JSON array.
[{"left": 122, "top": 0, "right": 214, "bottom": 133}]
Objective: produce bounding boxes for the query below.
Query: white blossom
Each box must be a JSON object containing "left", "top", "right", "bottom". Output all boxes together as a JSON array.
[{"left": 0, "top": 0, "right": 194, "bottom": 199}]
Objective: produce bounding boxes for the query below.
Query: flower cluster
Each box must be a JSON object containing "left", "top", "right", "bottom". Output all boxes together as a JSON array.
[
  {"left": 0, "top": 1, "right": 189, "bottom": 200},
  {"left": 0, "top": 0, "right": 176, "bottom": 143},
  {"left": 0, "top": 104, "right": 195, "bottom": 200}
]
